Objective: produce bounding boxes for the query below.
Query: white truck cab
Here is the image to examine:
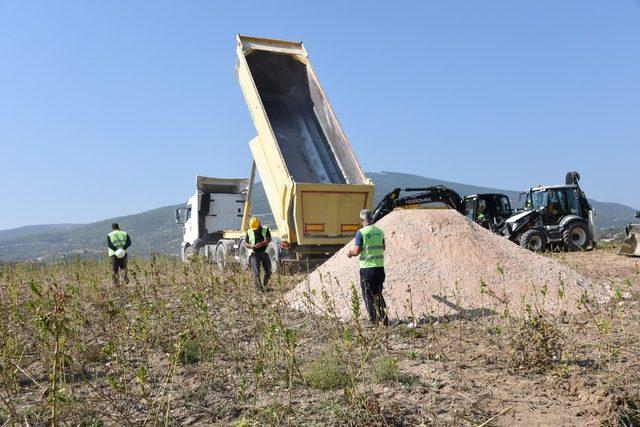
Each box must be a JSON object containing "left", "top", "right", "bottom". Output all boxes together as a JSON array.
[
  {"left": 176, "top": 175, "right": 282, "bottom": 272},
  {"left": 176, "top": 176, "right": 248, "bottom": 262}
]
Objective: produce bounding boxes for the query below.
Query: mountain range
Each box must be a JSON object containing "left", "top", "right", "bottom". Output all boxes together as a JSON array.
[{"left": 1, "top": 172, "right": 637, "bottom": 262}]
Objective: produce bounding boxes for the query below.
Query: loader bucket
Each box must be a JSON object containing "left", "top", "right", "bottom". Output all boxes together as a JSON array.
[{"left": 619, "top": 224, "right": 640, "bottom": 257}]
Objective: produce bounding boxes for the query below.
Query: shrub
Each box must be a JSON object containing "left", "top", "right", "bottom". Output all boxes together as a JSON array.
[
  {"left": 180, "top": 339, "right": 201, "bottom": 365},
  {"left": 509, "top": 311, "right": 563, "bottom": 370},
  {"left": 303, "top": 354, "right": 349, "bottom": 390},
  {"left": 616, "top": 394, "right": 640, "bottom": 426},
  {"left": 372, "top": 356, "right": 399, "bottom": 383}
]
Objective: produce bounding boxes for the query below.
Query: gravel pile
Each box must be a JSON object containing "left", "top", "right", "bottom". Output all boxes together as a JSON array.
[{"left": 285, "top": 209, "right": 608, "bottom": 321}]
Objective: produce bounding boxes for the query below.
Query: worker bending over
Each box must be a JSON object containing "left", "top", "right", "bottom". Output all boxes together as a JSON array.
[
  {"left": 107, "top": 223, "right": 131, "bottom": 285},
  {"left": 347, "top": 209, "right": 388, "bottom": 325},
  {"left": 244, "top": 217, "right": 272, "bottom": 291}
]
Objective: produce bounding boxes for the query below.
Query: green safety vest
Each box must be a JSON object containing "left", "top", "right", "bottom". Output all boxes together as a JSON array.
[
  {"left": 247, "top": 226, "right": 268, "bottom": 245},
  {"left": 108, "top": 230, "right": 128, "bottom": 257},
  {"left": 359, "top": 225, "right": 385, "bottom": 269}
]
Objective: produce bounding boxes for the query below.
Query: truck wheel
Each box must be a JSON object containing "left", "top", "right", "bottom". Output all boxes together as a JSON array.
[
  {"left": 215, "top": 245, "right": 227, "bottom": 272},
  {"left": 266, "top": 242, "right": 279, "bottom": 274},
  {"left": 520, "top": 229, "right": 546, "bottom": 252},
  {"left": 563, "top": 222, "right": 589, "bottom": 251},
  {"left": 238, "top": 241, "right": 250, "bottom": 270},
  {"left": 183, "top": 245, "right": 196, "bottom": 261}
]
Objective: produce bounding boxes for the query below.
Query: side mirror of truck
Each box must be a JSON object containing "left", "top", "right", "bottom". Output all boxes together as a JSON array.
[{"left": 175, "top": 207, "right": 187, "bottom": 224}]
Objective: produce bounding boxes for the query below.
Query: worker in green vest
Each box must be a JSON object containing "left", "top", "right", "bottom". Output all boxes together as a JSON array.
[
  {"left": 347, "top": 209, "right": 388, "bottom": 325},
  {"left": 243, "top": 217, "right": 272, "bottom": 291},
  {"left": 107, "top": 223, "right": 131, "bottom": 285},
  {"left": 477, "top": 203, "right": 486, "bottom": 221}
]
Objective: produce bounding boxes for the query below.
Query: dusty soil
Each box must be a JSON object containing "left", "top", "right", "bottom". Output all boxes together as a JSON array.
[
  {"left": 1, "top": 249, "right": 638, "bottom": 426},
  {"left": 287, "top": 210, "right": 608, "bottom": 320},
  {"left": 378, "top": 249, "right": 640, "bottom": 426}
]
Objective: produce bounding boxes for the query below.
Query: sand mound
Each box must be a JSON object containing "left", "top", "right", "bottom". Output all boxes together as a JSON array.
[{"left": 286, "top": 210, "right": 608, "bottom": 321}]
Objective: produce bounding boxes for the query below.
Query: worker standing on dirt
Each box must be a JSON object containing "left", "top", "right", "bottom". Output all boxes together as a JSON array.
[
  {"left": 107, "top": 223, "right": 131, "bottom": 285},
  {"left": 347, "top": 209, "right": 388, "bottom": 326},
  {"left": 244, "top": 217, "right": 272, "bottom": 291}
]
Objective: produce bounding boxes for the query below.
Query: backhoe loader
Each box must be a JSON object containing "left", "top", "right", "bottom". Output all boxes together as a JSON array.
[{"left": 502, "top": 172, "right": 597, "bottom": 252}]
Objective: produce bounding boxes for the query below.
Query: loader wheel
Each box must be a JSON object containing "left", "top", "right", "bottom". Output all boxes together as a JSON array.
[
  {"left": 520, "top": 229, "right": 546, "bottom": 252},
  {"left": 215, "top": 245, "right": 227, "bottom": 272},
  {"left": 563, "top": 222, "right": 589, "bottom": 252}
]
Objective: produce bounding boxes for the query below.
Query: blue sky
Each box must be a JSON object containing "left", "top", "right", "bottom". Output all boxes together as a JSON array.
[{"left": 1, "top": 1, "right": 639, "bottom": 230}]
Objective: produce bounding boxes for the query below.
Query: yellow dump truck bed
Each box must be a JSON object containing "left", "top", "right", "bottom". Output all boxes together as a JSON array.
[{"left": 236, "top": 35, "right": 374, "bottom": 251}]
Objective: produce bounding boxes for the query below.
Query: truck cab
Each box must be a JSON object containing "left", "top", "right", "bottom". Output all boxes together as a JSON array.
[{"left": 176, "top": 176, "right": 248, "bottom": 261}]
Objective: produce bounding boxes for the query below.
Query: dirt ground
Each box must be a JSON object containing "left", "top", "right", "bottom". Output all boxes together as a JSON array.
[
  {"left": 376, "top": 249, "right": 640, "bottom": 426},
  {"left": 289, "top": 248, "right": 640, "bottom": 426},
  {"left": 0, "top": 248, "right": 639, "bottom": 426}
]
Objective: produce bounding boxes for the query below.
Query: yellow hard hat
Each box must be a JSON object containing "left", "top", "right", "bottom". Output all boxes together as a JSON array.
[{"left": 249, "top": 217, "right": 260, "bottom": 230}]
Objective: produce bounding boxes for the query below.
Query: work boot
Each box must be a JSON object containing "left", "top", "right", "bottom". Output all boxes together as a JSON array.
[{"left": 253, "top": 277, "right": 264, "bottom": 292}]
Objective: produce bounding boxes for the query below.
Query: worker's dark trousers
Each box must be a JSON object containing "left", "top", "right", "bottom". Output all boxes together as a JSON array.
[
  {"left": 250, "top": 252, "right": 271, "bottom": 291},
  {"left": 109, "top": 254, "right": 129, "bottom": 285},
  {"left": 359, "top": 267, "right": 388, "bottom": 325}
]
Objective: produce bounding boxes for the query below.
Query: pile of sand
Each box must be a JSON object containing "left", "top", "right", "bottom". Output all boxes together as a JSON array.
[{"left": 286, "top": 210, "right": 608, "bottom": 321}]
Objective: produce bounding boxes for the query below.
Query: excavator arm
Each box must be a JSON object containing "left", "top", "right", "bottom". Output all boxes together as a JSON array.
[{"left": 371, "top": 186, "right": 466, "bottom": 224}]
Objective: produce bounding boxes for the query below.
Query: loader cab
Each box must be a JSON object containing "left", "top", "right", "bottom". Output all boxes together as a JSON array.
[
  {"left": 464, "top": 193, "right": 512, "bottom": 228},
  {"left": 521, "top": 186, "right": 587, "bottom": 226}
]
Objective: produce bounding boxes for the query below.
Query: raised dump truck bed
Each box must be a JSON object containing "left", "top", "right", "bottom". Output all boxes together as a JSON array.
[{"left": 236, "top": 35, "right": 374, "bottom": 255}]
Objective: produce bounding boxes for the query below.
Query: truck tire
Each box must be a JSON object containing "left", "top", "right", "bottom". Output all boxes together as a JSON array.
[
  {"left": 266, "top": 242, "right": 279, "bottom": 274},
  {"left": 215, "top": 244, "right": 227, "bottom": 272},
  {"left": 563, "top": 222, "right": 589, "bottom": 251},
  {"left": 183, "top": 245, "right": 197, "bottom": 261},
  {"left": 520, "top": 229, "right": 546, "bottom": 252},
  {"left": 238, "top": 240, "right": 250, "bottom": 270}
]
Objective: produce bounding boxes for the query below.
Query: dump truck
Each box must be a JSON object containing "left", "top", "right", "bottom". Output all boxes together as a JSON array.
[
  {"left": 176, "top": 35, "right": 374, "bottom": 270},
  {"left": 619, "top": 211, "right": 640, "bottom": 257}
]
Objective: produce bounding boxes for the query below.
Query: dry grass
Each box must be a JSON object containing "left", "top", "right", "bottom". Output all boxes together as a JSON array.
[{"left": 0, "top": 249, "right": 638, "bottom": 425}]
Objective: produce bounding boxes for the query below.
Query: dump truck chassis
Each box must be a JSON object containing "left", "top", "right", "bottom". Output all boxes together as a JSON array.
[{"left": 192, "top": 238, "right": 342, "bottom": 273}]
